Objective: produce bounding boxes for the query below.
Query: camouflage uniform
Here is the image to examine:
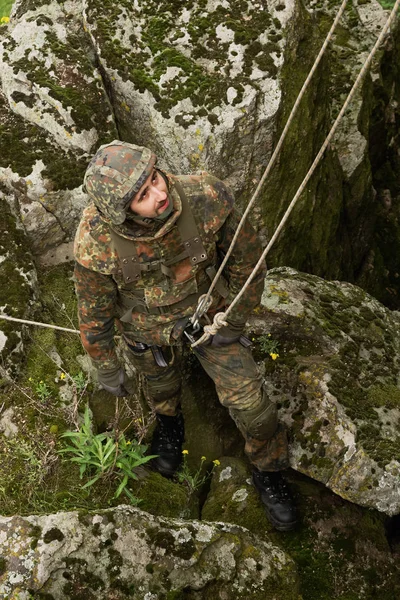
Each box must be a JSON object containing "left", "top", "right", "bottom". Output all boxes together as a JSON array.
[{"left": 74, "top": 165, "right": 289, "bottom": 472}]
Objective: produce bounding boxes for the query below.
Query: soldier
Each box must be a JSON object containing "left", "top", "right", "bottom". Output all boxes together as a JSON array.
[{"left": 74, "top": 140, "right": 297, "bottom": 531}]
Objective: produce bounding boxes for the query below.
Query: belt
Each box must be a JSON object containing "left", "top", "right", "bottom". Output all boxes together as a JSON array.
[{"left": 119, "top": 282, "right": 212, "bottom": 321}]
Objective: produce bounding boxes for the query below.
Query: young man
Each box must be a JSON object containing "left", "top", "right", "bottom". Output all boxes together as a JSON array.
[{"left": 74, "top": 140, "right": 297, "bottom": 531}]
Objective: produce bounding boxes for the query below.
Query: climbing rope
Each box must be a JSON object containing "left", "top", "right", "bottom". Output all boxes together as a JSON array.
[
  {"left": 1, "top": 1, "right": 399, "bottom": 345},
  {"left": 0, "top": 313, "right": 79, "bottom": 334},
  {"left": 191, "top": 0, "right": 400, "bottom": 348},
  {"left": 190, "top": 0, "right": 349, "bottom": 328}
]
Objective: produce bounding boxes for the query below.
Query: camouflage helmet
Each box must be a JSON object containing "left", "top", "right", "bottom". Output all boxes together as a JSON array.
[{"left": 83, "top": 140, "right": 157, "bottom": 225}]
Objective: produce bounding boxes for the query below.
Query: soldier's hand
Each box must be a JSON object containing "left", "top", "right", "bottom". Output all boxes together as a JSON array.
[{"left": 97, "top": 367, "right": 134, "bottom": 397}]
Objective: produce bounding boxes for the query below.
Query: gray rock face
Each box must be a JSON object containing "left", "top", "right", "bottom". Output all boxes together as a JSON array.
[
  {"left": 0, "top": 192, "right": 39, "bottom": 377},
  {"left": 250, "top": 267, "right": 400, "bottom": 515},
  {"left": 83, "top": 0, "right": 293, "bottom": 187},
  {"left": 0, "top": 505, "right": 298, "bottom": 599},
  {"left": 0, "top": 0, "right": 117, "bottom": 254}
]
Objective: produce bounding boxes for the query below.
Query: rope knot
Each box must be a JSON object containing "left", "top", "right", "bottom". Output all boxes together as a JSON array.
[{"left": 191, "top": 312, "right": 227, "bottom": 348}]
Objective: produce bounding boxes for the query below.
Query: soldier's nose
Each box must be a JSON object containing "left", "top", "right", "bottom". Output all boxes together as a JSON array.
[{"left": 153, "top": 187, "right": 167, "bottom": 201}]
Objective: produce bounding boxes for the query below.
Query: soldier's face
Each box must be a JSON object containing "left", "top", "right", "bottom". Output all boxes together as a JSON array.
[{"left": 130, "top": 169, "right": 169, "bottom": 218}]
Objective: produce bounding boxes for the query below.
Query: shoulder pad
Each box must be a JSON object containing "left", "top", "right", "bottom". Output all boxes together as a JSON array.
[
  {"left": 174, "top": 172, "right": 234, "bottom": 235},
  {"left": 74, "top": 204, "right": 119, "bottom": 274}
]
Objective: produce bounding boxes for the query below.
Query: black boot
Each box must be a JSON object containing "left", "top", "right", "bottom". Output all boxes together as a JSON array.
[
  {"left": 253, "top": 470, "right": 297, "bottom": 532},
  {"left": 150, "top": 412, "right": 185, "bottom": 478}
]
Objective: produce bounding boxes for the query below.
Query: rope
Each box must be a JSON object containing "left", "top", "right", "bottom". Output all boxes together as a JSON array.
[
  {"left": 192, "top": 0, "right": 400, "bottom": 347},
  {"left": 191, "top": 0, "right": 349, "bottom": 326},
  {"left": 0, "top": 313, "right": 79, "bottom": 334}
]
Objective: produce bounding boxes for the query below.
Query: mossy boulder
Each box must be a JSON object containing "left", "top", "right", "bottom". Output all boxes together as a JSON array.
[
  {"left": 0, "top": 191, "right": 39, "bottom": 377},
  {"left": 249, "top": 267, "right": 400, "bottom": 514},
  {"left": 83, "top": 0, "right": 289, "bottom": 187},
  {"left": 203, "top": 456, "right": 400, "bottom": 600},
  {"left": 0, "top": 505, "right": 299, "bottom": 599},
  {"left": 0, "top": 0, "right": 117, "bottom": 254}
]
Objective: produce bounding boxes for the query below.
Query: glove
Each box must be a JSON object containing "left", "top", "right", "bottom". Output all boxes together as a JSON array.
[
  {"left": 209, "top": 323, "right": 245, "bottom": 348},
  {"left": 97, "top": 367, "right": 134, "bottom": 397}
]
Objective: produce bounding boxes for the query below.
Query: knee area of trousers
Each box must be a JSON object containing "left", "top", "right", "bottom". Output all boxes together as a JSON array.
[
  {"left": 145, "top": 373, "right": 182, "bottom": 401},
  {"left": 230, "top": 398, "right": 278, "bottom": 441}
]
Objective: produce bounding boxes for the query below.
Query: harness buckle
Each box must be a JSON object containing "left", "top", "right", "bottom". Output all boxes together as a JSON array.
[{"left": 183, "top": 321, "right": 201, "bottom": 344}]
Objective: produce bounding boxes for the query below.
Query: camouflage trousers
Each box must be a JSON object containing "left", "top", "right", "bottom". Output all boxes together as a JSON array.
[{"left": 126, "top": 340, "right": 289, "bottom": 472}]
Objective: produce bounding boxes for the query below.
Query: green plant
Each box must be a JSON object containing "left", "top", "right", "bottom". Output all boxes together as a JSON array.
[
  {"left": 70, "top": 371, "right": 87, "bottom": 392},
  {"left": 35, "top": 380, "right": 52, "bottom": 402},
  {"left": 258, "top": 333, "right": 280, "bottom": 359},
  {"left": 177, "top": 450, "right": 220, "bottom": 493},
  {"left": 59, "top": 405, "right": 156, "bottom": 503}
]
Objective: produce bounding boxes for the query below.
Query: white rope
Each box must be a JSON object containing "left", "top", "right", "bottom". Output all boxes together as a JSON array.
[
  {"left": 192, "top": 0, "right": 400, "bottom": 347},
  {"left": 191, "top": 0, "right": 349, "bottom": 326},
  {"left": 0, "top": 313, "right": 79, "bottom": 334}
]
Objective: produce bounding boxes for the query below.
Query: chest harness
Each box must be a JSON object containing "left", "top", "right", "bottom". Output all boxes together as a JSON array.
[{"left": 108, "top": 180, "right": 229, "bottom": 322}]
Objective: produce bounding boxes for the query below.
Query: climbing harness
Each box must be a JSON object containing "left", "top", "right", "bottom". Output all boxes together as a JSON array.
[{"left": 190, "top": 0, "right": 400, "bottom": 348}]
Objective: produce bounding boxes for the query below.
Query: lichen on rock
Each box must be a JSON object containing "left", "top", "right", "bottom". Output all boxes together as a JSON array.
[
  {"left": 250, "top": 267, "right": 400, "bottom": 514},
  {"left": 0, "top": 505, "right": 299, "bottom": 599},
  {"left": 0, "top": 0, "right": 118, "bottom": 253}
]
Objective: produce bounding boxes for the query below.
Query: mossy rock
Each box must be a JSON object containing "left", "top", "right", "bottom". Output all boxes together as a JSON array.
[
  {"left": 0, "top": 193, "right": 38, "bottom": 377},
  {"left": 203, "top": 457, "right": 399, "bottom": 600},
  {"left": 251, "top": 268, "right": 400, "bottom": 514}
]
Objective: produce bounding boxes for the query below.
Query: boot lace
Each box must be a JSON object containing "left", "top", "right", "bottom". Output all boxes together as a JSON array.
[{"left": 255, "top": 471, "right": 291, "bottom": 502}]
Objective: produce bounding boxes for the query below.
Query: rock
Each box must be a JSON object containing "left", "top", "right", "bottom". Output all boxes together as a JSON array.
[
  {"left": 0, "top": 191, "right": 39, "bottom": 378},
  {"left": 203, "top": 456, "right": 400, "bottom": 599},
  {"left": 0, "top": 505, "right": 299, "bottom": 599},
  {"left": 0, "top": 0, "right": 117, "bottom": 254},
  {"left": 83, "top": 0, "right": 292, "bottom": 188},
  {"left": 249, "top": 267, "right": 400, "bottom": 515}
]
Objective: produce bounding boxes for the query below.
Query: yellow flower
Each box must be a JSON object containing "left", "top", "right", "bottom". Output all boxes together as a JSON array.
[
  {"left": 28, "top": 377, "right": 33, "bottom": 382},
  {"left": 0, "top": 16, "right": 9, "bottom": 24},
  {"left": 182, "top": 449, "right": 189, "bottom": 455},
  {"left": 201, "top": 456, "right": 206, "bottom": 461},
  {"left": 270, "top": 353, "right": 279, "bottom": 361},
  {"left": 213, "top": 459, "right": 221, "bottom": 466},
  {"left": 60, "top": 372, "right": 66, "bottom": 380},
  {"left": 126, "top": 440, "right": 131, "bottom": 445}
]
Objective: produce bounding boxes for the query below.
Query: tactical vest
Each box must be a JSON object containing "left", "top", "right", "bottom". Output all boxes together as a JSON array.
[{"left": 107, "top": 179, "right": 229, "bottom": 322}]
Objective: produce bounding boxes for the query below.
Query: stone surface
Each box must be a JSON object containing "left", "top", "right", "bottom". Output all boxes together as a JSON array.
[
  {"left": 249, "top": 267, "right": 400, "bottom": 514},
  {"left": 0, "top": 191, "right": 39, "bottom": 377},
  {"left": 0, "top": 505, "right": 299, "bottom": 599},
  {"left": 0, "top": 0, "right": 117, "bottom": 254},
  {"left": 203, "top": 456, "right": 400, "bottom": 600}
]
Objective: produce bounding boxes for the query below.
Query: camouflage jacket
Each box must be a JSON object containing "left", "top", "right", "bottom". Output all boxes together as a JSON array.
[{"left": 74, "top": 172, "right": 266, "bottom": 370}]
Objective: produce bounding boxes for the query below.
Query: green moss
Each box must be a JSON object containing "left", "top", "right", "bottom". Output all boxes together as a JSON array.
[
  {"left": 137, "top": 471, "right": 197, "bottom": 519},
  {"left": 367, "top": 384, "right": 400, "bottom": 409},
  {"left": 88, "top": 0, "right": 280, "bottom": 130},
  {"left": 357, "top": 423, "right": 400, "bottom": 468},
  {"left": 146, "top": 525, "right": 196, "bottom": 560},
  {"left": 43, "top": 527, "right": 65, "bottom": 543},
  {"left": 1, "top": 14, "right": 117, "bottom": 189},
  {"left": 0, "top": 197, "right": 36, "bottom": 374},
  {"left": 0, "top": 556, "right": 7, "bottom": 577}
]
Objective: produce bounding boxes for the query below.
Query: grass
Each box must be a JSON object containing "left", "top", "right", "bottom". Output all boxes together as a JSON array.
[{"left": 0, "top": 0, "right": 13, "bottom": 17}]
